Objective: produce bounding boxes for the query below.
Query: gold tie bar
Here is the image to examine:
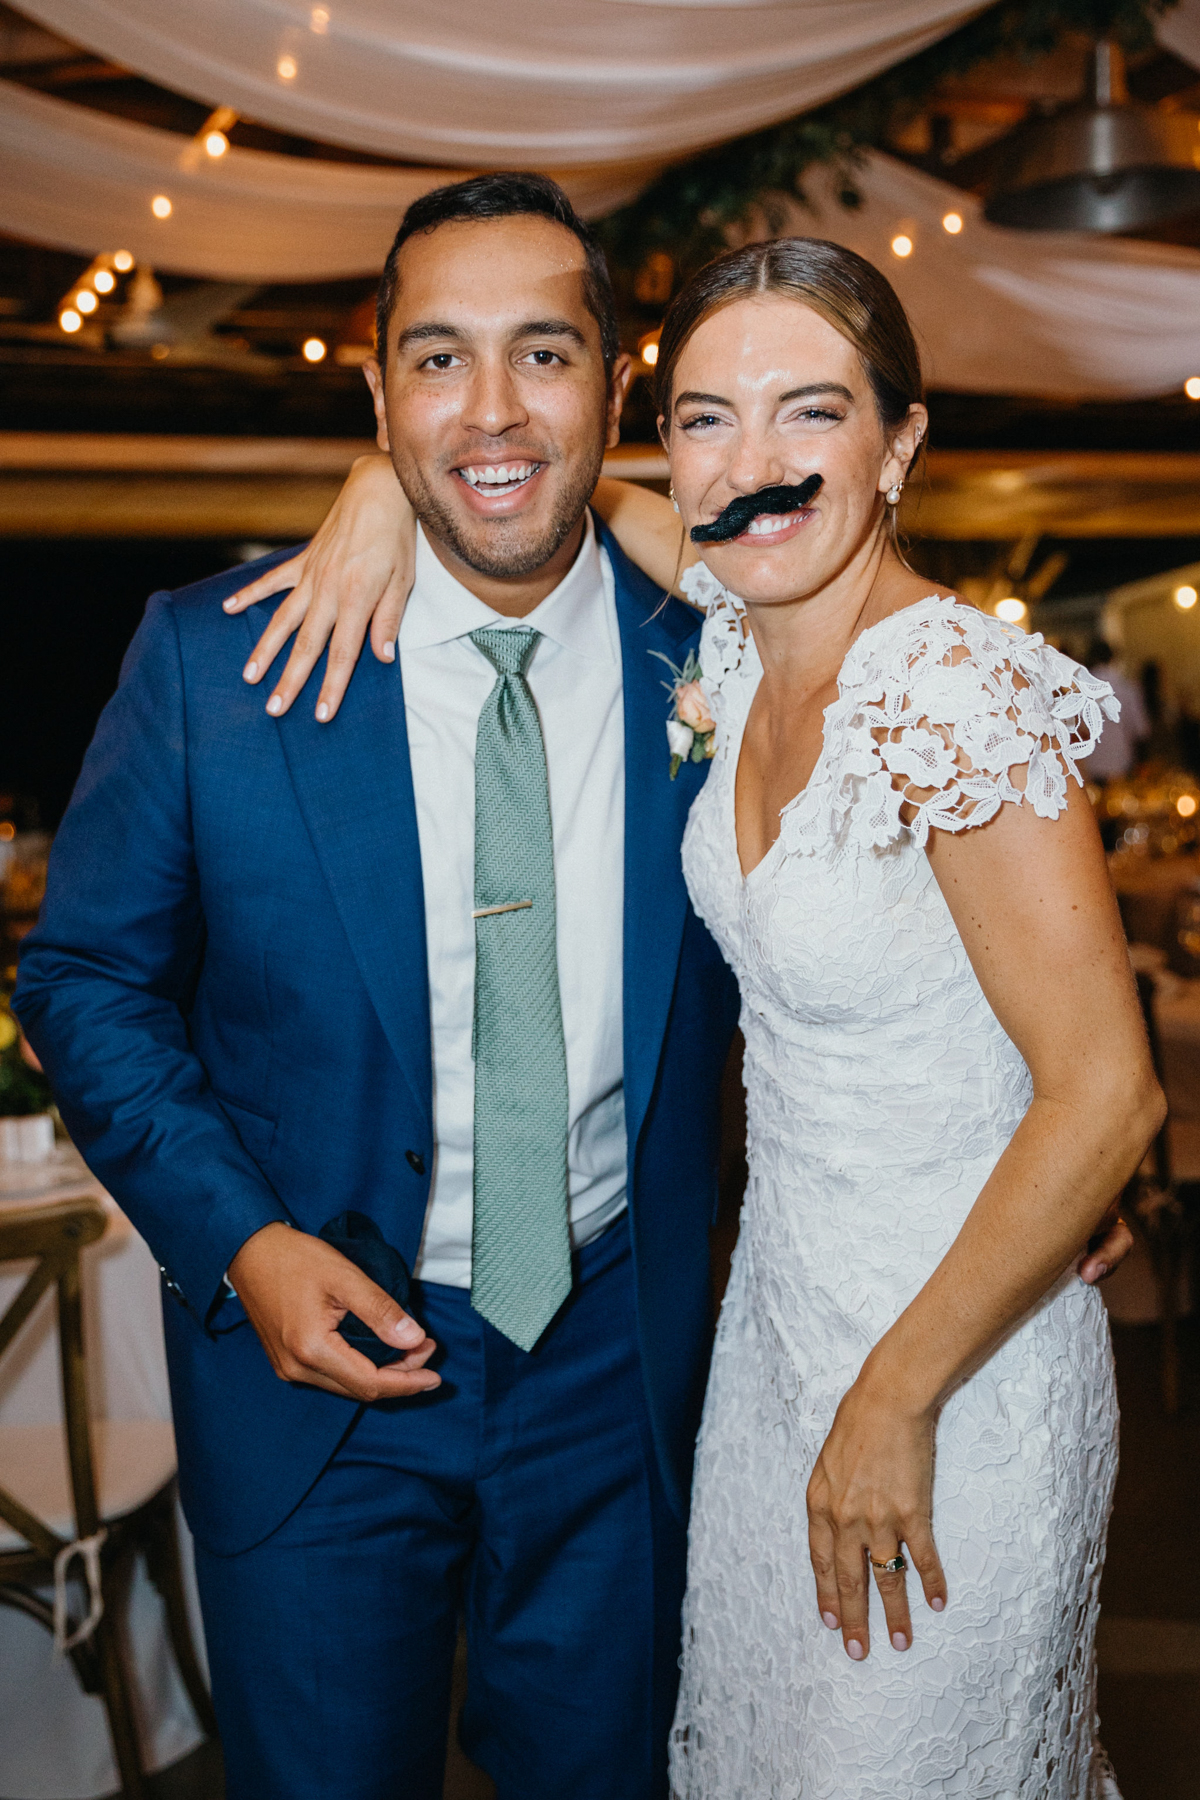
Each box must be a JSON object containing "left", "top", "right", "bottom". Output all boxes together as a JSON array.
[{"left": 471, "top": 900, "right": 534, "bottom": 919}]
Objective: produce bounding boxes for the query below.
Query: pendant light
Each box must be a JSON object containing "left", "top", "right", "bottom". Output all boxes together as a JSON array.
[{"left": 984, "top": 40, "right": 1200, "bottom": 233}]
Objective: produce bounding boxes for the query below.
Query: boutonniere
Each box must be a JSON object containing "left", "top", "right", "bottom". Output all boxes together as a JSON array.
[{"left": 651, "top": 649, "right": 716, "bottom": 780}]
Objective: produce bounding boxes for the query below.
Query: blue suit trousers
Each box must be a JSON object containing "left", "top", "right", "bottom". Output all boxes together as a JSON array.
[{"left": 193, "top": 1218, "right": 687, "bottom": 1800}]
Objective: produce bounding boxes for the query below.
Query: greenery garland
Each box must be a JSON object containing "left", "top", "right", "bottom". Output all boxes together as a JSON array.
[{"left": 597, "top": 0, "right": 1181, "bottom": 287}]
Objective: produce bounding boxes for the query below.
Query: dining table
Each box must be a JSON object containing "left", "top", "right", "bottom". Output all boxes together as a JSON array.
[{"left": 0, "top": 1142, "right": 208, "bottom": 1800}]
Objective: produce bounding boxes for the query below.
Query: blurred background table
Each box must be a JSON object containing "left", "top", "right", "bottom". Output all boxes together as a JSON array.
[{"left": 0, "top": 1144, "right": 207, "bottom": 1800}]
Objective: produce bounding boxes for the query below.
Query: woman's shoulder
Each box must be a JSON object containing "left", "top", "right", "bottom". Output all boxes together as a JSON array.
[
  {"left": 844, "top": 594, "right": 1116, "bottom": 732},
  {"left": 830, "top": 596, "right": 1121, "bottom": 848}
]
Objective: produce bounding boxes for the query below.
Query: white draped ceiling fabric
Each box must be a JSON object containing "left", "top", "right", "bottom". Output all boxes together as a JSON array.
[
  {"left": 15, "top": 0, "right": 989, "bottom": 167},
  {"left": 2, "top": 0, "right": 1200, "bottom": 395},
  {"left": 0, "top": 80, "right": 661, "bottom": 280},
  {"left": 791, "top": 156, "right": 1200, "bottom": 398}
]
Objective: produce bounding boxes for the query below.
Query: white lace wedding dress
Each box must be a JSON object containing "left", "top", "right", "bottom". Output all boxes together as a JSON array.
[{"left": 671, "top": 573, "right": 1124, "bottom": 1800}]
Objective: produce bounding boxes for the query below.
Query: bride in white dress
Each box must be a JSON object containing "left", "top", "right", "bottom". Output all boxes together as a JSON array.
[
  {"left": 225, "top": 234, "right": 1158, "bottom": 1799},
  {"left": 649, "top": 240, "right": 1160, "bottom": 1798}
]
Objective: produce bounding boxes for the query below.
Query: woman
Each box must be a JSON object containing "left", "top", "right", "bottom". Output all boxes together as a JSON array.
[{"left": 229, "top": 239, "right": 1159, "bottom": 1796}]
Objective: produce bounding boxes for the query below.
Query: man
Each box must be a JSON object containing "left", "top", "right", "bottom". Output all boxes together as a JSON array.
[{"left": 16, "top": 175, "right": 740, "bottom": 1800}]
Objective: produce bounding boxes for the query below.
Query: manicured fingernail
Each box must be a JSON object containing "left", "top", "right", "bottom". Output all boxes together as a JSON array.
[
  {"left": 931, "top": 1597, "right": 945, "bottom": 1612},
  {"left": 382, "top": 640, "right": 395, "bottom": 661},
  {"left": 393, "top": 1318, "right": 423, "bottom": 1346},
  {"left": 224, "top": 596, "right": 241, "bottom": 611},
  {"left": 316, "top": 702, "right": 329, "bottom": 722},
  {"left": 892, "top": 1631, "right": 908, "bottom": 1652},
  {"left": 822, "top": 1611, "right": 839, "bottom": 1630},
  {"left": 846, "top": 1639, "right": 864, "bottom": 1660},
  {"left": 1090, "top": 1263, "right": 1108, "bottom": 1282},
  {"left": 243, "top": 661, "right": 258, "bottom": 681},
  {"left": 266, "top": 695, "right": 283, "bottom": 716}
]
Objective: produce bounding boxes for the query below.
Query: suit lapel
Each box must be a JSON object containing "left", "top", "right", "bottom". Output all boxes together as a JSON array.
[
  {"left": 255, "top": 615, "right": 433, "bottom": 1136},
  {"left": 601, "top": 522, "right": 709, "bottom": 1161}
]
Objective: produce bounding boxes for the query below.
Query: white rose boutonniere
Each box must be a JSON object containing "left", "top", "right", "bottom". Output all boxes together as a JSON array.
[{"left": 651, "top": 649, "right": 717, "bottom": 779}]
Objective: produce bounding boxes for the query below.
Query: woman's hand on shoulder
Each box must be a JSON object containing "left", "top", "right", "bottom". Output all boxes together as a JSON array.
[{"left": 223, "top": 452, "right": 414, "bottom": 721}]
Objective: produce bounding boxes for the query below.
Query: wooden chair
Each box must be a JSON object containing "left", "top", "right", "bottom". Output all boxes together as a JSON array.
[
  {"left": 1127, "top": 971, "right": 1195, "bottom": 1414},
  {"left": 0, "top": 1195, "right": 217, "bottom": 1798}
]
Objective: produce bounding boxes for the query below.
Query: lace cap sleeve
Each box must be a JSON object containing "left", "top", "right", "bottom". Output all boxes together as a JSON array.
[{"left": 830, "top": 601, "right": 1119, "bottom": 851}]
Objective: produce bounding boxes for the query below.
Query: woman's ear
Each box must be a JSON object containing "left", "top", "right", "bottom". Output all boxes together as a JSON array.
[{"left": 878, "top": 403, "right": 927, "bottom": 498}]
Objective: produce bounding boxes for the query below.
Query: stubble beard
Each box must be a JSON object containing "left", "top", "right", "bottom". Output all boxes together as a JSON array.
[{"left": 396, "top": 437, "right": 606, "bottom": 581}]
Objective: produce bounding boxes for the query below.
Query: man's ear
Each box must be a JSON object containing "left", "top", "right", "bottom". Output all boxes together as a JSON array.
[
  {"left": 362, "top": 357, "right": 392, "bottom": 454},
  {"left": 605, "top": 353, "right": 635, "bottom": 450}
]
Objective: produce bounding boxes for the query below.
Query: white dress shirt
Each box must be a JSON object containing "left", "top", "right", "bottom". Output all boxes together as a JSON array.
[{"left": 400, "top": 515, "right": 627, "bottom": 1288}]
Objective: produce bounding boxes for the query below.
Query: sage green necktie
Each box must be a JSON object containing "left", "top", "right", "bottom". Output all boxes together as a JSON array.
[{"left": 469, "top": 626, "right": 571, "bottom": 1351}]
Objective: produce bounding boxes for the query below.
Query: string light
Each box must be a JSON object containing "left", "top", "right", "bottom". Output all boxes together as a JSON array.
[
  {"left": 303, "top": 337, "right": 327, "bottom": 363},
  {"left": 75, "top": 289, "right": 98, "bottom": 314},
  {"left": 941, "top": 212, "right": 963, "bottom": 234},
  {"left": 93, "top": 268, "right": 115, "bottom": 293},
  {"left": 995, "top": 597, "right": 1027, "bottom": 623},
  {"left": 113, "top": 250, "right": 134, "bottom": 271},
  {"left": 151, "top": 194, "right": 173, "bottom": 219},
  {"left": 890, "top": 234, "right": 913, "bottom": 258},
  {"left": 1186, "top": 377, "right": 1200, "bottom": 400},
  {"left": 1178, "top": 794, "right": 1198, "bottom": 817},
  {"left": 1174, "top": 584, "right": 1198, "bottom": 610},
  {"left": 204, "top": 130, "right": 229, "bottom": 158},
  {"left": 277, "top": 54, "right": 298, "bottom": 80},
  {"left": 311, "top": 6, "right": 330, "bottom": 30},
  {"left": 60, "top": 309, "right": 82, "bottom": 333}
]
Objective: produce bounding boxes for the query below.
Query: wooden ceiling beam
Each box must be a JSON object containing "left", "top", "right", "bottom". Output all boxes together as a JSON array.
[{"left": 0, "top": 437, "right": 1198, "bottom": 540}]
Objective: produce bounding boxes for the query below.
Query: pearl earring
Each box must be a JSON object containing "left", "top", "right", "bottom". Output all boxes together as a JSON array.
[
  {"left": 886, "top": 481, "right": 903, "bottom": 505},
  {"left": 670, "top": 485, "right": 679, "bottom": 514}
]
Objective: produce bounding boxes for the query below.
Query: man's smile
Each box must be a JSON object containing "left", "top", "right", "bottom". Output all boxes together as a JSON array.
[
  {"left": 454, "top": 461, "right": 544, "bottom": 496},
  {"left": 449, "top": 458, "right": 551, "bottom": 515}
]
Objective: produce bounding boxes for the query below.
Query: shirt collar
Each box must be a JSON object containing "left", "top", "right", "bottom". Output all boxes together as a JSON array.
[{"left": 400, "top": 511, "right": 616, "bottom": 665}]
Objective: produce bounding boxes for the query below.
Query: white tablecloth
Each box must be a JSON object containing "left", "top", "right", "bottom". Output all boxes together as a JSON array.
[{"left": 0, "top": 1147, "right": 208, "bottom": 1800}]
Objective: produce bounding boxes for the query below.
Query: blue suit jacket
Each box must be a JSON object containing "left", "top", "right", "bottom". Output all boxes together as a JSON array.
[{"left": 16, "top": 520, "right": 740, "bottom": 1555}]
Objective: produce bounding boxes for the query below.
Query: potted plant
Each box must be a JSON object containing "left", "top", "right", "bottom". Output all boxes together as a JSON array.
[{"left": 0, "top": 987, "right": 56, "bottom": 1160}]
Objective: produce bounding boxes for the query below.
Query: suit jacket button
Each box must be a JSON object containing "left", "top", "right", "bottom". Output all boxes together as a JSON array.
[{"left": 406, "top": 1150, "right": 426, "bottom": 1175}]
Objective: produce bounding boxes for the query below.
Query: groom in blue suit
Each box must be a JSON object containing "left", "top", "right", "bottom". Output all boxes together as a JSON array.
[{"left": 16, "top": 176, "right": 739, "bottom": 1798}]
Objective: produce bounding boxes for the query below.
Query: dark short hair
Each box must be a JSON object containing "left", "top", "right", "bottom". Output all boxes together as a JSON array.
[{"left": 375, "top": 172, "right": 619, "bottom": 377}]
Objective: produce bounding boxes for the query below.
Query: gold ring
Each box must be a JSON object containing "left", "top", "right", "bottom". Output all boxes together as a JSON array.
[{"left": 869, "top": 1553, "right": 907, "bottom": 1574}]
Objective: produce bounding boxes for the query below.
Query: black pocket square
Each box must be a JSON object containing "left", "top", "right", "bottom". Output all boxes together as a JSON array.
[{"left": 319, "top": 1211, "right": 414, "bottom": 1369}]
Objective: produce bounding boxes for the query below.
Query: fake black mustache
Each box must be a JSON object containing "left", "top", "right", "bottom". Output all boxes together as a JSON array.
[{"left": 689, "top": 475, "right": 824, "bottom": 545}]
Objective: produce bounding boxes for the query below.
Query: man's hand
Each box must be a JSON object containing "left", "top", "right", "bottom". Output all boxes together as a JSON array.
[
  {"left": 228, "top": 1222, "right": 440, "bottom": 1401},
  {"left": 1078, "top": 1201, "right": 1134, "bottom": 1286}
]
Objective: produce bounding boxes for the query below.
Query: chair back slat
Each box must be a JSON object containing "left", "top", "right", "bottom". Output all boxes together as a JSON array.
[
  {"left": 0, "top": 1257, "right": 59, "bottom": 1363},
  {"left": 0, "top": 1480, "right": 62, "bottom": 1560},
  {"left": 0, "top": 1196, "right": 107, "bottom": 1551},
  {"left": 57, "top": 1255, "right": 100, "bottom": 1538}
]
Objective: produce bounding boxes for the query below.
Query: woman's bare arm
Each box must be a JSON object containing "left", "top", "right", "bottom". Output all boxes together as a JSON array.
[
  {"left": 591, "top": 476, "right": 699, "bottom": 597},
  {"left": 807, "top": 780, "right": 1162, "bottom": 1662},
  {"left": 223, "top": 453, "right": 415, "bottom": 720},
  {"left": 221, "top": 458, "right": 698, "bottom": 723}
]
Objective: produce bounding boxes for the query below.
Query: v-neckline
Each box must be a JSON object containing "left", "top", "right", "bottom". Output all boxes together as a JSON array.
[
  {"left": 729, "top": 593, "right": 958, "bottom": 885},
  {"left": 731, "top": 676, "right": 828, "bottom": 886}
]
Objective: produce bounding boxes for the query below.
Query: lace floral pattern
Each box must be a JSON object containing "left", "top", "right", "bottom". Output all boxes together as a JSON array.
[{"left": 670, "top": 581, "right": 1122, "bottom": 1799}]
